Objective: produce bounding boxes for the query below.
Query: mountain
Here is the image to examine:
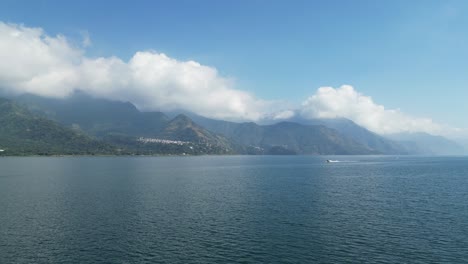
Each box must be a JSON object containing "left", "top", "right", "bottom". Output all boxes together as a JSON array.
[
  {"left": 13, "top": 93, "right": 416, "bottom": 155},
  {"left": 16, "top": 94, "right": 378, "bottom": 155},
  {"left": 282, "top": 116, "right": 407, "bottom": 154},
  {"left": 387, "top": 132, "right": 466, "bottom": 155},
  {"left": 259, "top": 122, "right": 376, "bottom": 154},
  {"left": 0, "top": 98, "right": 116, "bottom": 155},
  {"left": 156, "top": 114, "right": 236, "bottom": 154},
  {"left": 15, "top": 94, "right": 236, "bottom": 155},
  {"left": 16, "top": 93, "right": 168, "bottom": 137},
  {"left": 284, "top": 116, "right": 467, "bottom": 155},
  {"left": 177, "top": 111, "right": 467, "bottom": 156},
  {"left": 177, "top": 112, "right": 394, "bottom": 154},
  {"left": 161, "top": 114, "right": 230, "bottom": 144},
  {"left": 172, "top": 112, "right": 376, "bottom": 154}
]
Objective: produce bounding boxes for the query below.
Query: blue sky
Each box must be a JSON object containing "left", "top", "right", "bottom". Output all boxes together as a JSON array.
[{"left": 0, "top": 0, "right": 467, "bottom": 136}]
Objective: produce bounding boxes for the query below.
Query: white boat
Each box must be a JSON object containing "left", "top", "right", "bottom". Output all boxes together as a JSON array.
[{"left": 326, "top": 159, "right": 339, "bottom": 163}]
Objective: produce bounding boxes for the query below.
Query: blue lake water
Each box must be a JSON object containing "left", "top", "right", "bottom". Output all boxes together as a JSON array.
[{"left": 1, "top": 156, "right": 468, "bottom": 263}]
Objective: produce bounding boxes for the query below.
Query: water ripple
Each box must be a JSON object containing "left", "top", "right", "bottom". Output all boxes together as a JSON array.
[{"left": 1, "top": 156, "right": 467, "bottom": 263}]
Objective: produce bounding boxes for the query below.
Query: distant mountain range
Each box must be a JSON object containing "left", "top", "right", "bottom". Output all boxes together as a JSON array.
[
  {"left": 286, "top": 116, "right": 407, "bottom": 154},
  {"left": 0, "top": 98, "right": 115, "bottom": 155},
  {"left": 13, "top": 94, "right": 235, "bottom": 155},
  {"left": 13, "top": 93, "right": 379, "bottom": 155},
  {"left": 0, "top": 93, "right": 464, "bottom": 156},
  {"left": 183, "top": 112, "right": 406, "bottom": 155},
  {"left": 387, "top": 132, "right": 466, "bottom": 155}
]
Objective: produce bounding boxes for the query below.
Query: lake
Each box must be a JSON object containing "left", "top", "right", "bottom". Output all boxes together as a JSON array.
[{"left": 1, "top": 156, "right": 467, "bottom": 263}]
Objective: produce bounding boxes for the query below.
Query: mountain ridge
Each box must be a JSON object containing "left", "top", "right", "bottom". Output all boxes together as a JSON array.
[
  {"left": 387, "top": 132, "right": 465, "bottom": 155},
  {"left": 6, "top": 93, "right": 465, "bottom": 156},
  {"left": 0, "top": 98, "right": 116, "bottom": 155}
]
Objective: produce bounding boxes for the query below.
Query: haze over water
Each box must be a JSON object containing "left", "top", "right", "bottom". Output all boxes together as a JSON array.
[{"left": 1, "top": 156, "right": 468, "bottom": 263}]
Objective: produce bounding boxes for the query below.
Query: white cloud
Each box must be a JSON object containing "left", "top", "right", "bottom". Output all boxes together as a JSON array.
[
  {"left": 0, "top": 22, "right": 81, "bottom": 98},
  {"left": 272, "top": 110, "right": 295, "bottom": 120},
  {"left": 80, "top": 30, "right": 91, "bottom": 47},
  {"left": 300, "top": 85, "right": 464, "bottom": 137},
  {"left": 0, "top": 22, "right": 268, "bottom": 121},
  {"left": 0, "top": 22, "right": 466, "bottom": 139}
]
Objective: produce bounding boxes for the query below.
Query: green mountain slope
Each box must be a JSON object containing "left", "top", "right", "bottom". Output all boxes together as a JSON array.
[
  {"left": 176, "top": 113, "right": 376, "bottom": 154},
  {"left": 14, "top": 94, "right": 384, "bottom": 155},
  {"left": 161, "top": 114, "right": 229, "bottom": 144},
  {"left": 17, "top": 93, "right": 169, "bottom": 137},
  {"left": 0, "top": 98, "right": 116, "bottom": 155},
  {"left": 100, "top": 115, "right": 236, "bottom": 155},
  {"left": 16, "top": 94, "right": 236, "bottom": 154},
  {"left": 187, "top": 113, "right": 406, "bottom": 154},
  {"left": 260, "top": 122, "right": 375, "bottom": 155},
  {"left": 292, "top": 117, "right": 407, "bottom": 154}
]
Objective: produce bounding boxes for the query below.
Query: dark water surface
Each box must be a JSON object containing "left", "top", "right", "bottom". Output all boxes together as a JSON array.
[{"left": 1, "top": 156, "right": 468, "bottom": 263}]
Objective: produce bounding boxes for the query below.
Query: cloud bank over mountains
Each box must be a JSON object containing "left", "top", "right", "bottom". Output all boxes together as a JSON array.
[
  {"left": 0, "top": 22, "right": 268, "bottom": 121},
  {"left": 301, "top": 85, "right": 443, "bottom": 135},
  {"left": 300, "top": 86, "right": 467, "bottom": 139},
  {"left": 0, "top": 22, "right": 465, "bottom": 138}
]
